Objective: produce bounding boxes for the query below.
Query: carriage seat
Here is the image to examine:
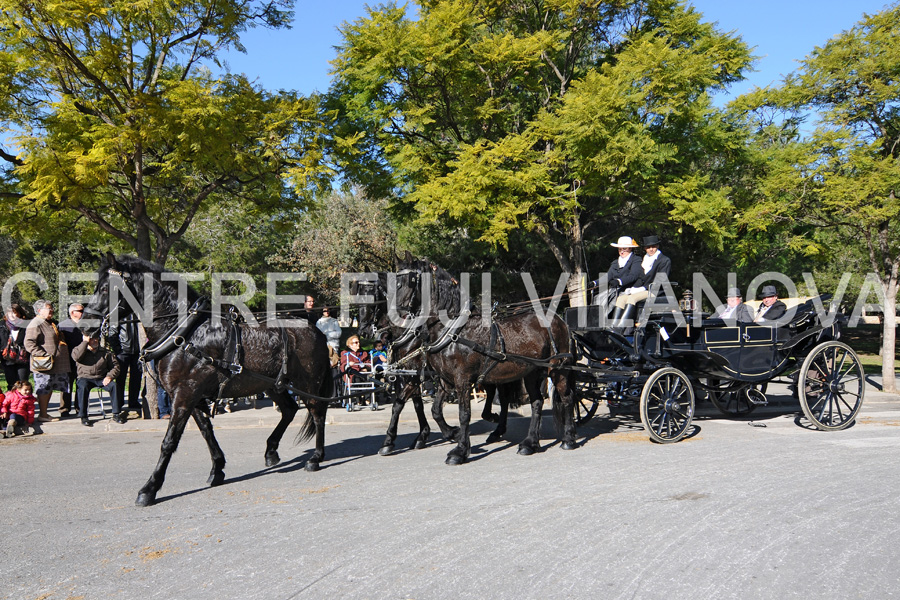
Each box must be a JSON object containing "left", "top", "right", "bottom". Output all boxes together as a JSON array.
[{"left": 744, "top": 296, "right": 811, "bottom": 314}]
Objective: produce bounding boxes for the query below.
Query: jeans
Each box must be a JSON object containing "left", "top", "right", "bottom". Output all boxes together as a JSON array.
[{"left": 76, "top": 378, "right": 117, "bottom": 418}]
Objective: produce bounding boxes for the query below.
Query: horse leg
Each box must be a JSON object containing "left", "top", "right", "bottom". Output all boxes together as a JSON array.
[
  {"left": 265, "top": 391, "right": 299, "bottom": 467},
  {"left": 302, "top": 398, "right": 328, "bottom": 471},
  {"left": 485, "top": 385, "right": 509, "bottom": 444},
  {"left": 553, "top": 370, "right": 578, "bottom": 450},
  {"left": 431, "top": 388, "right": 460, "bottom": 442},
  {"left": 480, "top": 385, "right": 500, "bottom": 423},
  {"left": 191, "top": 408, "right": 226, "bottom": 487},
  {"left": 518, "top": 374, "right": 546, "bottom": 456},
  {"left": 379, "top": 381, "right": 410, "bottom": 455},
  {"left": 409, "top": 391, "right": 431, "bottom": 450},
  {"left": 135, "top": 402, "right": 193, "bottom": 507},
  {"left": 446, "top": 383, "right": 472, "bottom": 466}
]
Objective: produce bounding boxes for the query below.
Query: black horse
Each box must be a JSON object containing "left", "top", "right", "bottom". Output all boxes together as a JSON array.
[
  {"left": 82, "top": 254, "right": 332, "bottom": 506},
  {"left": 354, "top": 275, "right": 516, "bottom": 455},
  {"left": 353, "top": 275, "right": 458, "bottom": 454},
  {"left": 391, "top": 256, "right": 578, "bottom": 465}
]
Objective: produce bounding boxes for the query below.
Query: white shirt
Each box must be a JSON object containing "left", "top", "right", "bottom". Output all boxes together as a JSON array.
[{"left": 641, "top": 252, "right": 659, "bottom": 274}]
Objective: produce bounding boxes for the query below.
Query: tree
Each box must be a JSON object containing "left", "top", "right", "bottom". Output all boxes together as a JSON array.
[
  {"left": 0, "top": 0, "right": 332, "bottom": 265},
  {"left": 737, "top": 4, "right": 900, "bottom": 392},
  {"left": 330, "top": 0, "right": 753, "bottom": 304},
  {"left": 271, "top": 190, "right": 399, "bottom": 301}
]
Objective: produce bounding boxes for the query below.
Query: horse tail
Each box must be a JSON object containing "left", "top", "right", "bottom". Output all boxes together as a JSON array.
[
  {"left": 297, "top": 409, "right": 317, "bottom": 444},
  {"left": 295, "top": 365, "right": 333, "bottom": 444}
]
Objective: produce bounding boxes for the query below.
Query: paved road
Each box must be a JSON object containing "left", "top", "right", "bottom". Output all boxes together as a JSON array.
[{"left": 3, "top": 382, "right": 899, "bottom": 600}]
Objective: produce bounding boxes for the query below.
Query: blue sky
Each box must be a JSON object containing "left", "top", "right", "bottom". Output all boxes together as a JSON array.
[{"left": 221, "top": 1, "right": 893, "bottom": 99}]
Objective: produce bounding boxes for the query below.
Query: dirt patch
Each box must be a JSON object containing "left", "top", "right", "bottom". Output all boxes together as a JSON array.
[
  {"left": 306, "top": 485, "right": 340, "bottom": 494},
  {"left": 140, "top": 546, "right": 176, "bottom": 562},
  {"left": 858, "top": 416, "right": 900, "bottom": 427}
]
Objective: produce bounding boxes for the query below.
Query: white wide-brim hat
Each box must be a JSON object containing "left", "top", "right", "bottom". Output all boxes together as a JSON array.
[{"left": 610, "top": 236, "right": 639, "bottom": 248}]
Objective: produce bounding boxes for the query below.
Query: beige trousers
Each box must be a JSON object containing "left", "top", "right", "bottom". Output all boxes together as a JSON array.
[{"left": 614, "top": 289, "right": 650, "bottom": 309}]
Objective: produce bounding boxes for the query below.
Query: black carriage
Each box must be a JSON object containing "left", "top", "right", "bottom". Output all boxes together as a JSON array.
[{"left": 565, "top": 295, "right": 866, "bottom": 443}]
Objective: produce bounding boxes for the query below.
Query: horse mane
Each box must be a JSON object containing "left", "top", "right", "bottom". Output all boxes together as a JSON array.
[
  {"left": 100, "top": 254, "right": 198, "bottom": 315},
  {"left": 397, "top": 256, "right": 466, "bottom": 318}
]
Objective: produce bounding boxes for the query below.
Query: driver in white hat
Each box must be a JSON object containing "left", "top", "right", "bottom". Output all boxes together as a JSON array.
[{"left": 602, "top": 236, "right": 642, "bottom": 293}]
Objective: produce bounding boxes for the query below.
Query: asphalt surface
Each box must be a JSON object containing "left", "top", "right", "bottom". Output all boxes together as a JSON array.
[{"left": 2, "top": 379, "right": 899, "bottom": 600}]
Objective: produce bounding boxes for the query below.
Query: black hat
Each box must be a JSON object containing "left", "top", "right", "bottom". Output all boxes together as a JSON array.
[
  {"left": 642, "top": 235, "right": 660, "bottom": 246},
  {"left": 726, "top": 287, "right": 742, "bottom": 299},
  {"left": 759, "top": 285, "right": 777, "bottom": 298}
]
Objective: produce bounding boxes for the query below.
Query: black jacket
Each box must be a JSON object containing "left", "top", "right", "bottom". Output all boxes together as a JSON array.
[
  {"left": 754, "top": 300, "right": 787, "bottom": 322},
  {"left": 633, "top": 253, "right": 672, "bottom": 289},
  {"left": 605, "top": 254, "right": 642, "bottom": 291},
  {"left": 108, "top": 320, "right": 140, "bottom": 356}
]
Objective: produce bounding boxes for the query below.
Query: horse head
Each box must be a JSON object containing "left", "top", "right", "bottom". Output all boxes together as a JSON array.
[
  {"left": 80, "top": 253, "right": 176, "bottom": 337},
  {"left": 350, "top": 273, "right": 389, "bottom": 339}
]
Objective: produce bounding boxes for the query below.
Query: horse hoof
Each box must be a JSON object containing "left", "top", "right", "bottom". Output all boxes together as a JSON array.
[
  {"left": 208, "top": 471, "right": 225, "bottom": 487},
  {"left": 378, "top": 445, "right": 394, "bottom": 456},
  {"left": 560, "top": 441, "right": 578, "bottom": 451},
  {"left": 445, "top": 454, "right": 466, "bottom": 466},
  {"left": 412, "top": 439, "right": 427, "bottom": 450},
  {"left": 135, "top": 492, "right": 156, "bottom": 507},
  {"left": 517, "top": 445, "right": 535, "bottom": 456},
  {"left": 485, "top": 433, "right": 503, "bottom": 444},
  {"left": 485, "top": 412, "right": 500, "bottom": 423},
  {"left": 265, "top": 453, "right": 281, "bottom": 467},
  {"left": 305, "top": 461, "right": 320, "bottom": 472}
]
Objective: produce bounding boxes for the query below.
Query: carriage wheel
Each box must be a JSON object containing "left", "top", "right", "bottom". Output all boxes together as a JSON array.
[
  {"left": 575, "top": 395, "right": 599, "bottom": 426},
  {"left": 799, "top": 341, "right": 864, "bottom": 431},
  {"left": 707, "top": 379, "right": 763, "bottom": 416},
  {"left": 640, "top": 367, "right": 695, "bottom": 443}
]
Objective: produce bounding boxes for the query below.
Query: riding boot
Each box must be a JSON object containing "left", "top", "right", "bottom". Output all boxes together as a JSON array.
[
  {"left": 612, "top": 304, "right": 637, "bottom": 334},
  {"left": 607, "top": 306, "right": 625, "bottom": 329}
]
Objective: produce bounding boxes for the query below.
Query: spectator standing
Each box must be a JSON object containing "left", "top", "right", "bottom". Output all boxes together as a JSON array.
[
  {"left": 1, "top": 304, "right": 30, "bottom": 391},
  {"left": 304, "top": 294, "right": 322, "bottom": 328},
  {"left": 316, "top": 307, "right": 343, "bottom": 354},
  {"left": 72, "top": 334, "right": 120, "bottom": 426},
  {"left": 23, "top": 300, "right": 70, "bottom": 422},
  {"left": 57, "top": 303, "right": 85, "bottom": 418},
  {"left": 108, "top": 318, "right": 143, "bottom": 419},
  {"left": 1, "top": 380, "right": 38, "bottom": 437}
]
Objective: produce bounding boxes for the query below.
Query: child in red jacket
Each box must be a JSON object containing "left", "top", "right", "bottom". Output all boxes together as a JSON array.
[{"left": 1, "top": 380, "right": 37, "bottom": 437}]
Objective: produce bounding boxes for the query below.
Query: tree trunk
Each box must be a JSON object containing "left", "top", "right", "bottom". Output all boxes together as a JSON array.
[{"left": 881, "top": 279, "right": 897, "bottom": 394}]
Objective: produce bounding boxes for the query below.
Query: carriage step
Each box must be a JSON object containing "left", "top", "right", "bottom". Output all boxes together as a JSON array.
[{"left": 746, "top": 388, "right": 768, "bottom": 406}]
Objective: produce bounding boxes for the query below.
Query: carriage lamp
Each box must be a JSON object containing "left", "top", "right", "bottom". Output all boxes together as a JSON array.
[{"left": 680, "top": 290, "right": 695, "bottom": 311}]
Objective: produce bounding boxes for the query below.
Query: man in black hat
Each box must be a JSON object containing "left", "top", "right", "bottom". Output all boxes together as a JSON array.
[
  {"left": 609, "top": 234, "right": 672, "bottom": 332},
  {"left": 753, "top": 285, "right": 787, "bottom": 323},
  {"left": 712, "top": 287, "right": 754, "bottom": 323}
]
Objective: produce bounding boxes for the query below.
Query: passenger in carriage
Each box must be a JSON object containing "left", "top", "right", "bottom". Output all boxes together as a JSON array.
[
  {"left": 610, "top": 235, "right": 672, "bottom": 332},
  {"left": 596, "top": 235, "right": 642, "bottom": 294},
  {"left": 711, "top": 287, "right": 754, "bottom": 323},
  {"left": 753, "top": 285, "right": 787, "bottom": 323}
]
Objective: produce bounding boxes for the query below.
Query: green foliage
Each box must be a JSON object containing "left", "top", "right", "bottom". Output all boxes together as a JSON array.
[
  {"left": 330, "top": 0, "right": 754, "bottom": 283},
  {"left": 0, "top": 0, "right": 332, "bottom": 265},
  {"left": 736, "top": 3, "right": 900, "bottom": 390},
  {"left": 271, "top": 191, "right": 400, "bottom": 302}
]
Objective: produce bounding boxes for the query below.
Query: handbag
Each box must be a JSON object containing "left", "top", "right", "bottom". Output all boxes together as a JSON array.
[
  {"left": 2, "top": 337, "right": 28, "bottom": 364},
  {"left": 30, "top": 354, "right": 53, "bottom": 372}
]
